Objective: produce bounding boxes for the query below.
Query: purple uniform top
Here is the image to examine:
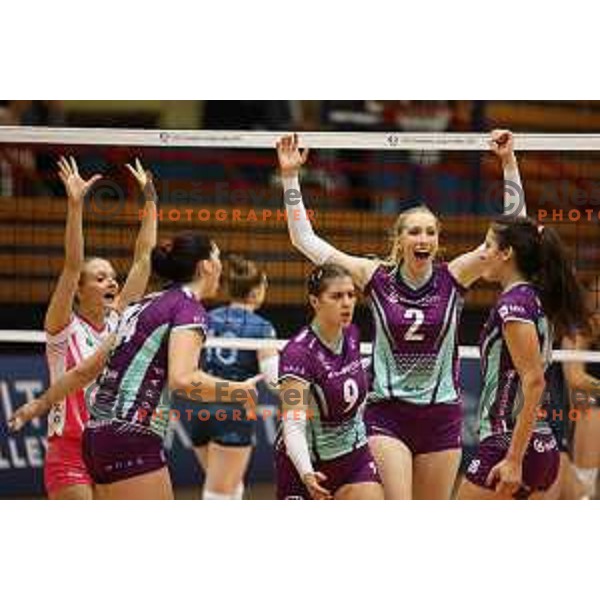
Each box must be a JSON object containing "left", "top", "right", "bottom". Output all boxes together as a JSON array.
[
  {"left": 479, "top": 283, "right": 552, "bottom": 440},
  {"left": 365, "top": 263, "right": 465, "bottom": 405},
  {"left": 276, "top": 324, "right": 370, "bottom": 461},
  {"left": 89, "top": 286, "right": 208, "bottom": 439}
]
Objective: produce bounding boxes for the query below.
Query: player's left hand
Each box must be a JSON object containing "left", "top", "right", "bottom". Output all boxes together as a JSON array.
[
  {"left": 240, "top": 374, "right": 265, "bottom": 415},
  {"left": 125, "top": 158, "right": 155, "bottom": 199},
  {"left": 486, "top": 457, "right": 522, "bottom": 497},
  {"left": 489, "top": 129, "right": 515, "bottom": 163}
]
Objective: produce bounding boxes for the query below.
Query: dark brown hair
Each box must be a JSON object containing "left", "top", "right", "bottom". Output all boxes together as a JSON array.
[
  {"left": 151, "top": 232, "right": 214, "bottom": 283},
  {"left": 307, "top": 264, "right": 353, "bottom": 297},
  {"left": 491, "top": 215, "right": 589, "bottom": 337}
]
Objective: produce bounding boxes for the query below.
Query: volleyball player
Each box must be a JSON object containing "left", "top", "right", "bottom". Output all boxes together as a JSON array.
[
  {"left": 10, "top": 334, "right": 116, "bottom": 433},
  {"left": 457, "top": 217, "right": 588, "bottom": 499},
  {"left": 43, "top": 156, "right": 157, "bottom": 500},
  {"left": 76, "top": 232, "right": 263, "bottom": 499},
  {"left": 276, "top": 130, "right": 524, "bottom": 499},
  {"left": 561, "top": 275, "right": 600, "bottom": 498},
  {"left": 275, "top": 264, "right": 383, "bottom": 500},
  {"left": 191, "top": 255, "right": 278, "bottom": 500}
]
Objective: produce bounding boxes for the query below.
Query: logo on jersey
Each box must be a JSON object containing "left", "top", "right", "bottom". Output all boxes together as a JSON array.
[
  {"left": 533, "top": 437, "right": 557, "bottom": 453},
  {"left": 467, "top": 459, "right": 481, "bottom": 475},
  {"left": 499, "top": 304, "right": 527, "bottom": 319}
]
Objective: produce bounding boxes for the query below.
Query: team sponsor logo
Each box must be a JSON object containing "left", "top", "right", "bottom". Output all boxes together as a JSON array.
[
  {"left": 499, "top": 304, "right": 526, "bottom": 319},
  {"left": 467, "top": 459, "right": 481, "bottom": 474},
  {"left": 533, "top": 437, "right": 557, "bottom": 453}
]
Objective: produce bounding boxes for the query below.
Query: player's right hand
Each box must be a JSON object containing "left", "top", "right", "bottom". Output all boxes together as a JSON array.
[
  {"left": 8, "top": 399, "right": 46, "bottom": 433},
  {"left": 302, "top": 471, "right": 332, "bottom": 500},
  {"left": 57, "top": 156, "right": 102, "bottom": 202}
]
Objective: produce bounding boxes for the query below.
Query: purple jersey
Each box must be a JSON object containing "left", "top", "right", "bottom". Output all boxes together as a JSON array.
[
  {"left": 277, "top": 324, "right": 369, "bottom": 461},
  {"left": 90, "top": 286, "right": 208, "bottom": 439},
  {"left": 478, "top": 283, "right": 552, "bottom": 440},
  {"left": 365, "top": 263, "right": 465, "bottom": 405}
]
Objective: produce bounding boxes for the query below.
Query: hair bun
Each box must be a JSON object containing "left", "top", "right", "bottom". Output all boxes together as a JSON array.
[{"left": 151, "top": 244, "right": 175, "bottom": 280}]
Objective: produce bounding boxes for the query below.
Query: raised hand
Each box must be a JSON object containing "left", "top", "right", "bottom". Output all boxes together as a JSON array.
[
  {"left": 276, "top": 133, "right": 309, "bottom": 177},
  {"left": 125, "top": 157, "right": 152, "bottom": 190},
  {"left": 126, "top": 157, "right": 157, "bottom": 203},
  {"left": 489, "top": 129, "right": 516, "bottom": 165},
  {"left": 57, "top": 156, "right": 102, "bottom": 202}
]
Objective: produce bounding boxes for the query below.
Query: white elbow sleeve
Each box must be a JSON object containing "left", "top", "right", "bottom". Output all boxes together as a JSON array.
[
  {"left": 282, "top": 175, "right": 335, "bottom": 265},
  {"left": 504, "top": 164, "right": 526, "bottom": 217},
  {"left": 282, "top": 410, "right": 313, "bottom": 478}
]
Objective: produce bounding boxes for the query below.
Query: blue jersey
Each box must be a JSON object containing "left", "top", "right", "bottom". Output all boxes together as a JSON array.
[{"left": 203, "top": 306, "right": 277, "bottom": 381}]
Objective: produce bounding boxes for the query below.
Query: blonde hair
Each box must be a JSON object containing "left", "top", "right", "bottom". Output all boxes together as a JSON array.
[{"left": 387, "top": 205, "right": 440, "bottom": 264}]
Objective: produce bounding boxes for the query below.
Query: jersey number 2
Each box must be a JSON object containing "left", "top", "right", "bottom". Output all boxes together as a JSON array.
[{"left": 404, "top": 308, "right": 425, "bottom": 341}]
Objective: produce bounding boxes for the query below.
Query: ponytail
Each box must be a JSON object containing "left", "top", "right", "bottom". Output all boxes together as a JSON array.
[
  {"left": 537, "top": 226, "right": 589, "bottom": 337},
  {"left": 492, "top": 216, "right": 589, "bottom": 337}
]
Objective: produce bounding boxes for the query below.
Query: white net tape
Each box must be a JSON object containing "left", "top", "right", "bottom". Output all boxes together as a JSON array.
[
  {"left": 4, "top": 127, "right": 600, "bottom": 150},
  {"left": 1, "top": 127, "right": 599, "bottom": 363}
]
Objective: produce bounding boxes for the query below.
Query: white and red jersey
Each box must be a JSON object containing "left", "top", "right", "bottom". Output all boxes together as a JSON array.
[{"left": 46, "top": 311, "right": 118, "bottom": 441}]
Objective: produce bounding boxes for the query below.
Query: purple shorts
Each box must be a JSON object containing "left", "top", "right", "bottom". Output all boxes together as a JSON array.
[
  {"left": 275, "top": 444, "right": 380, "bottom": 500},
  {"left": 365, "top": 400, "right": 463, "bottom": 455},
  {"left": 82, "top": 421, "right": 167, "bottom": 485},
  {"left": 465, "top": 432, "right": 559, "bottom": 498}
]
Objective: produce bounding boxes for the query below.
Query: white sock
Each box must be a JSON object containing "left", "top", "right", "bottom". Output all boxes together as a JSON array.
[
  {"left": 233, "top": 483, "right": 244, "bottom": 500},
  {"left": 203, "top": 488, "right": 235, "bottom": 500},
  {"left": 574, "top": 467, "right": 598, "bottom": 497}
]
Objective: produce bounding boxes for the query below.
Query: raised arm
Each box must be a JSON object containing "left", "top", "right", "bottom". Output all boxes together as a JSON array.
[
  {"left": 449, "top": 130, "right": 525, "bottom": 288},
  {"left": 44, "top": 157, "right": 102, "bottom": 334},
  {"left": 115, "top": 159, "right": 158, "bottom": 313},
  {"left": 486, "top": 321, "right": 546, "bottom": 497},
  {"left": 9, "top": 333, "right": 115, "bottom": 432},
  {"left": 277, "top": 134, "right": 377, "bottom": 290}
]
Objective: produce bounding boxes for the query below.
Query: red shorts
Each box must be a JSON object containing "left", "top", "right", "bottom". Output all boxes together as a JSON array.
[{"left": 44, "top": 436, "right": 93, "bottom": 496}]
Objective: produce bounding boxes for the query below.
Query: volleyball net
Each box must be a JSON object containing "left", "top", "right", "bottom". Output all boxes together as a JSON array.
[
  {"left": 1, "top": 127, "right": 600, "bottom": 315},
  {"left": 1, "top": 126, "right": 600, "bottom": 496}
]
